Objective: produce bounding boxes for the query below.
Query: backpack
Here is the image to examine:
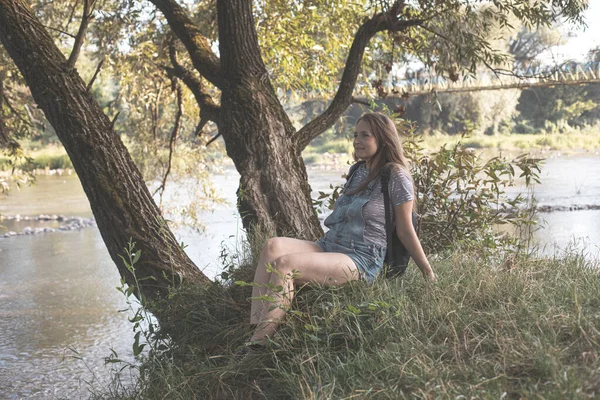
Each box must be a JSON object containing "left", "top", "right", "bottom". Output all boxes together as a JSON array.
[{"left": 346, "top": 162, "right": 419, "bottom": 278}]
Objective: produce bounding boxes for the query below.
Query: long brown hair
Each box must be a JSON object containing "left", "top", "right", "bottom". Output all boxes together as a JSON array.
[{"left": 348, "top": 112, "right": 414, "bottom": 196}]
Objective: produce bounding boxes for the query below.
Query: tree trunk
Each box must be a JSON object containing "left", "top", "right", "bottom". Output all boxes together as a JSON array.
[
  {"left": 0, "top": 0, "right": 208, "bottom": 302},
  {"left": 217, "top": 0, "right": 323, "bottom": 240}
]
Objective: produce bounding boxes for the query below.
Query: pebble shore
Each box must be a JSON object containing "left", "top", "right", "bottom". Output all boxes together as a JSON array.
[{"left": 0, "top": 214, "right": 96, "bottom": 238}]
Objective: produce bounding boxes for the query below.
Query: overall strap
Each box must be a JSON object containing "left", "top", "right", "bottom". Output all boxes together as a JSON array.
[
  {"left": 380, "top": 166, "right": 394, "bottom": 265},
  {"left": 346, "top": 161, "right": 365, "bottom": 183}
]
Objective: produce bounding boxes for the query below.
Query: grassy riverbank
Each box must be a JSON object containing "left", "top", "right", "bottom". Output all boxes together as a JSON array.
[
  {"left": 3, "top": 129, "right": 599, "bottom": 173},
  {"left": 102, "top": 249, "right": 600, "bottom": 399},
  {"left": 0, "top": 145, "right": 73, "bottom": 173},
  {"left": 419, "top": 130, "right": 600, "bottom": 154},
  {"left": 302, "top": 129, "right": 600, "bottom": 166}
]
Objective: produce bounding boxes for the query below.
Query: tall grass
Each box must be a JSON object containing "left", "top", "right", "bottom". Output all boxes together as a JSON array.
[{"left": 101, "top": 248, "right": 600, "bottom": 399}]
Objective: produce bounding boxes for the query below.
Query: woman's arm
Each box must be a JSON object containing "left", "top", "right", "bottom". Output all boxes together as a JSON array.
[{"left": 394, "top": 201, "right": 437, "bottom": 281}]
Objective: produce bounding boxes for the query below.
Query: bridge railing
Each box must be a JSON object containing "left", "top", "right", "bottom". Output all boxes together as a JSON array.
[{"left": 390, "top": 61, "right": 600, "bottom": 94}]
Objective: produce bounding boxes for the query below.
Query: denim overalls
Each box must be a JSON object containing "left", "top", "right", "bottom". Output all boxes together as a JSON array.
[{"left": 316, "top": 171, "right": 387, "bottom": 283}]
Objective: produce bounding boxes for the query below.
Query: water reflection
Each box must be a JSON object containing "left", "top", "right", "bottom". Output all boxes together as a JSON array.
[
  {"left": 535, "top": 210, "right": 600, "bottom": 261},
  {"left": 0, "top": 229, "right": 134, "bottom": 399},
  {"left": 0, "top": 175, "right": 92, "bottom": 218}
]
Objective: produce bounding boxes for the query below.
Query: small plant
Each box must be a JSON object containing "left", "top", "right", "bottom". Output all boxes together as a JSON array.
[
  {"left": 312, "top": 182, "right": 344, "bottom": 215},
  {"left": 97, "top": 239, "right": 172, "bottom": 396},
  {"left": 235, "top": 262, "right": 301, "bottom": 315}
]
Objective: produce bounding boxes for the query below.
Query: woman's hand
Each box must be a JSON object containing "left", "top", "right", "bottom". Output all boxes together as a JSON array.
[{"left": 423, "top": 269, "right": 437, "bottom": 282}]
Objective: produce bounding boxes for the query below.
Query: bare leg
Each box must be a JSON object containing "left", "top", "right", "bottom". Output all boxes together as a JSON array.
[
  {"left": 250, "top": 237, "right": 322, "bottom": 324},
  {"left": 249, "top": 251, "right": 359, "bottom": 343}
]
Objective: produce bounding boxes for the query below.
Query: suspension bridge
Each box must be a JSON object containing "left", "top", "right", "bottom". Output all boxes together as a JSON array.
[{"left": 388, "top": 61, "right": 600, "bottom": 95}]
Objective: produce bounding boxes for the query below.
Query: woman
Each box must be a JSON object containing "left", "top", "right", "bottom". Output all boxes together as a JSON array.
[{"left": 246, "top": 112, "right": 436, "bottom": 347}]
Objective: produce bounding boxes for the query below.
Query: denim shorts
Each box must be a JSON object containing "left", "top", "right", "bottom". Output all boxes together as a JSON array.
[{"left": 315, "top": 237, "right": 386, "bottom": 284}]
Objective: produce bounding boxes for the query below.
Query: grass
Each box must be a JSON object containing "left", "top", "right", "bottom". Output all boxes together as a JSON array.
[
  {"left": 414, "top": 129, "right": 600, "bottom": 155},
  {"left": 0, "top": 145, "right": 73, "bottom": 172},
  {"left": 99, "top": 248, "right": 600, "bottom": 399}
]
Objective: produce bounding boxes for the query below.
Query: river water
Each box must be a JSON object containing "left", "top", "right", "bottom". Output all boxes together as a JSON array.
[{"left": 1, "top": 155, "right": 599, "bottom": 398}]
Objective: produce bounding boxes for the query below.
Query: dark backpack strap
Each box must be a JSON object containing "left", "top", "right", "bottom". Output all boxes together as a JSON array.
[
  {"left": 381, "top": 165, "right": 418, "bottom": 277},
  {"left": 380, "top": 166, "right": 395, "bottom": 265}
]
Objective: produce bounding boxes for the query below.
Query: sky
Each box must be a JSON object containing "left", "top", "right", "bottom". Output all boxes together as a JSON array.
[{"left": 543, "top": 0, "right": 600, "bottom": 62}]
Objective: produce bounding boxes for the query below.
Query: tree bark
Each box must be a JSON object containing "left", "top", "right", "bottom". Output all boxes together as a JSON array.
[
  {"left": 216, "top": 0, "right": 323, "bottom": 240},
  {"left": 0, "top": 0, "right": 208, "bottom": 301}
]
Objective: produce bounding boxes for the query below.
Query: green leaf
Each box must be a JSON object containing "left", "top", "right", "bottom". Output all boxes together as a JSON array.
[
  {"left": 347, "top": 304, "right": 360, "bottom": 314},
  {"left": 132, "top": 250, "right": 141, "bottom": 265}
]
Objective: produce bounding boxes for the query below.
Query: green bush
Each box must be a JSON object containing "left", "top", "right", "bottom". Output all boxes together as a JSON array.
[
  {"left": 403, "top": 135, "right": 541, "bottom": 254},
  {"left": 514, "top": 121, "right": 536, "bottom": 134},
  {"left": 21, "top": 154, "right": 73, "bottom": 171}
]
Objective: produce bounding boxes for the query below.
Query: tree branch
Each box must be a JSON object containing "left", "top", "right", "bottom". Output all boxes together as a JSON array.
[
  {"left": 86, "top": 58, "right": 103, "bottom": 91},
  {"left": 206, "top": 132, "right": 221, "bottom": 146},
  {"left": 153, "top": 80, "right": 183, "bottom": 206},
  {"left": 149, "top": 0, "right": 223, "bottom": 88},
  {"left": 417, "top": 24, "right": 549, "bottom": 81},
  {"left": 63, "top": 0, "right": 80, "bottom": 33},
  {"left": 163, "top": 39, "right": 220, "bottom": 135},
  {"left": 194, "top": 113, "right": 209, "bottom": 137},
  {"left": 43, "top": 24, "right": 76, "bottom": 39},
  {"left": 109, "top": 111, "right": 120, "bottom": 130},
  {"left": 2, "top": 93, "right": 33, "bottom": 126},
  {"left": 0, "top": 69, "right": 8, "bottom": 144},
  {"left": 151, "top": 82, "right": 164, "bottom": 142},
  {"left": 66, "top": 0, "right": 94, "bottom": 69},
  {"left": 294, "top": 0, "right": 422, "bottom": 150}
]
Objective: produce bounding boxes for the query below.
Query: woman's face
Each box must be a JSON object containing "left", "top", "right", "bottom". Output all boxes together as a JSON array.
[{"left": 354, "top": 120, "right": 378, "bottom": 163}]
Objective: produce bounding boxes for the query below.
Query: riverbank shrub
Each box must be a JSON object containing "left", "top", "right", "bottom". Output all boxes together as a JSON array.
[
  {"left": 0, "top": 145, "right": 72, "bottom": 172},
  {"left": 24, "top": 153, "right": 73, "bottom": 170},
  {"left": 403, "top": 136, "right": 541, "bottom": 254},
  {"left": 98, "top": 248, "right": 600, "bottom": 399}
]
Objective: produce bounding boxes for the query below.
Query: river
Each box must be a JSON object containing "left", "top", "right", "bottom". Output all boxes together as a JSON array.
[{"left": 1, "top": 154, "right": 599, "bottom": 398}]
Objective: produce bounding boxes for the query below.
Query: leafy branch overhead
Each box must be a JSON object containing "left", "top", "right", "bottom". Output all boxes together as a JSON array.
[
  {"left": 1, "top": 0, "right": 588, "bottom": 154},
  {"left": 142, "top": 0, "right": 587, "bottom": 150}
]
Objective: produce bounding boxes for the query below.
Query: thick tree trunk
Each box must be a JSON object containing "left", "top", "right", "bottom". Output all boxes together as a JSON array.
[
  {"left": 217, "top": 0, "right": 323, "bottom": 240},
  {"left": 0, "top": 0, "right": 208, "bottom": 301}
]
